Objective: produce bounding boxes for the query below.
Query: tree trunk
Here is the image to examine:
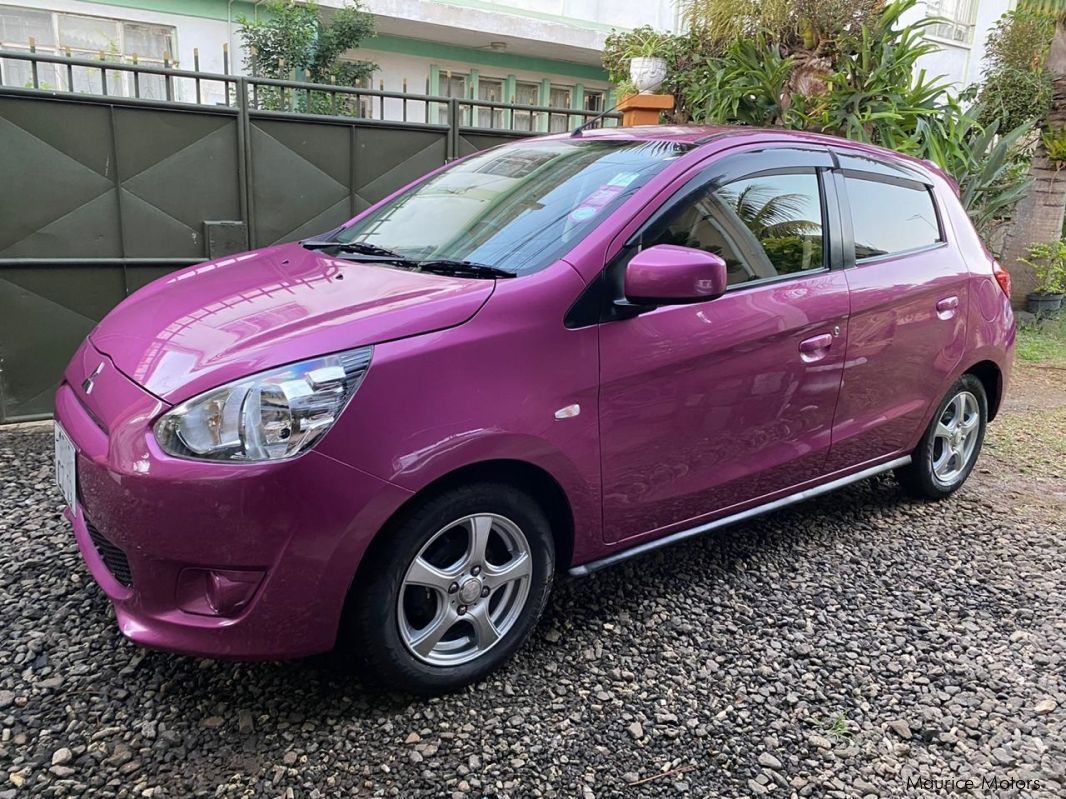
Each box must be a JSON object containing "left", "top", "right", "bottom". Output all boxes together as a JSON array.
[{"left": 1000, "top": 20, "right": 1066, "bottom": 306}]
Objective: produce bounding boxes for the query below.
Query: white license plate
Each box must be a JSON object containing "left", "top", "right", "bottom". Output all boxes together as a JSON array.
[{"left": 54, "top": 422, "right": 77, "bottom": 509}]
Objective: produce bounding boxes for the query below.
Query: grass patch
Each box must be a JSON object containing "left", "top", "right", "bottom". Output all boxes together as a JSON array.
[
  {"left": 822, "top": 712, "right": 852, "bottom": 741},
  {"left": 1016, "top": 313, "right": 1066, "bottom": 366}
]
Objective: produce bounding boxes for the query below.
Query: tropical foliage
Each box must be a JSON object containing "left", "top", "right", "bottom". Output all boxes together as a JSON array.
[
  {"left": 603, "top": 0, "right": 1033, "bottom": 246},
  {"left": 238, "top": 0, "right": 375, "bottom": 111}
]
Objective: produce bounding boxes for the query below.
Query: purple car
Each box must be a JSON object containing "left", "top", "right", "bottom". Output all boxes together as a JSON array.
[{"left": 54, "top": 126, "right": 1014, "bottom": 693}]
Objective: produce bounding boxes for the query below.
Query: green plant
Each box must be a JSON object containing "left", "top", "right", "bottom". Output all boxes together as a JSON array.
[
  {"left": 913, "top": 111, "right": 1034, "bottom": 244},
  {"left": 603, "top": 26, "right": 675, "bottom": 84},
  {"left": 1020, "top": 240, "right": 1066, "bottom": 294},
  {"left": 681, "top": 0, "right": 884, "bottom": 51},
  {"left": 681, "top": 1, "right": 948, "bottom": 140},
  {"left": 238, "top": 0, "right": 375, "bottom": 112},
  {"left": 822, "top": 712, "right": 852, "bottom": 741},
  {"left": 682, "top": 34, "right": 795, "bottom": 127},
  {"left": 977, "top": 10, "right": 1055, "bottom": 130},
  {"left": 1041, "top": 124, "right": 1066, "bottom": 166},
  {"left": 985, "top": 9, "right": 1054, "bottom": 71},
  {"left": 977, "top": 67, "right": 1053, "bottom": 132}
]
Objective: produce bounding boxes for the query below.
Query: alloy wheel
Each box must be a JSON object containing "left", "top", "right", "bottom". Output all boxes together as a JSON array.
[
  {"left": 931, "top": 390, "right": 980, "bottom": 486},
  {"left": 397, "top": 514, "right": 532, "bottom": 666}
]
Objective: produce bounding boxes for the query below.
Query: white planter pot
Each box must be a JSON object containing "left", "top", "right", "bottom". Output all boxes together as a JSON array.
[{"left": 629, "top": 56, "right": 667, "bottom": 94}]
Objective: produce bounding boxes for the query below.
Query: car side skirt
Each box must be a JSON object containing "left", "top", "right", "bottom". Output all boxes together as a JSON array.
[{"left": 569, "top": 455, "right": 912, "bottom": 576}]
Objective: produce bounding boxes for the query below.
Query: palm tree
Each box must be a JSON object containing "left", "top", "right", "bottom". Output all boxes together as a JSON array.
[
  {"left": 719, "top": 184, "right": 820, "bottom": 238},
  {"left": 1000, "top": 0, "right": 1066, "bottom": 304}
]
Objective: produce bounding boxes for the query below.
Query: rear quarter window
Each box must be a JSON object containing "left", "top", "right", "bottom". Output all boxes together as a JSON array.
[{"left": 845, "top": 175, "right": 941, "bottom": 260}]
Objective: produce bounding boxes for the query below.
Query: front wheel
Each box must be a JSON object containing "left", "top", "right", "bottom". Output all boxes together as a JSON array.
[
  {"left": 896, "top": 374, "right": 987, "bottom": 500},
  {"left": 347, "top": 483, "right": 555, "bottom": 695}
]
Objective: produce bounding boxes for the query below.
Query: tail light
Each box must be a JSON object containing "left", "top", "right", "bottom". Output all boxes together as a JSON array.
[{"left": 992, "top": 260, "right": 1011, "bottom": 298}]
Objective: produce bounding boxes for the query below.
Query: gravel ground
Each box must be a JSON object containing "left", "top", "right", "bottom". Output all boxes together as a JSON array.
[{"left": 1, "top": 365, "right": 1063, "bottom": 798}]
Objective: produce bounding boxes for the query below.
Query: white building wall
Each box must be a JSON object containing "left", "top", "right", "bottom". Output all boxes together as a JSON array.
[
  {"left": 905, "top": 0, "right": 1014, "bottom": 88},
  {"left": 7, "top": 0, "right": 240, "bottom": 73},
  {"left": 360, "top": 47, "right": 612, "bottom": 123}
]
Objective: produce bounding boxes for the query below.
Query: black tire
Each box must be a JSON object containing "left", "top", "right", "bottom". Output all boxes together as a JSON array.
[
  {"left": 896, "top": 374, "right": 987, "bottom": 500},
  {"left": 347, "top": 482, "right": 555, "bottom": 695}
]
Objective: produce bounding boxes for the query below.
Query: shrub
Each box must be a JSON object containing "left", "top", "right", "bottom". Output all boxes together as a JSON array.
[
  {"left": 1020, "top": 240, "right": 1066, "bottom": 295},
  {"left": 976, "top": 10, "right": 1054, "bottom": 130},
  {"left": 238, "top": 0, "right": 375, "bottom": 112}
]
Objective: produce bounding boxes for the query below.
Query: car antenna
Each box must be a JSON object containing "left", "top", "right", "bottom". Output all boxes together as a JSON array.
[{"left": 570, "top": 98, "right": 623, "bottom": 138}]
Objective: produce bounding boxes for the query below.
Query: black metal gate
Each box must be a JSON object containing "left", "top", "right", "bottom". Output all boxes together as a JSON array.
[{"left": 0, "top": 50, "right": 616, "bottom": 422}]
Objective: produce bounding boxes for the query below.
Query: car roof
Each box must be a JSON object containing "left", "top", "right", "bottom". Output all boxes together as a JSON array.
[{"left": 545, "top": 125, "right": 952, "bottom": 189}]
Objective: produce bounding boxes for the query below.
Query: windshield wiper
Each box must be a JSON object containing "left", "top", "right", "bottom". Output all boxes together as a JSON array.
[
  {"left": 300, "top": 239, "right": 405, "bottom": 259},
  {"left": 415, "top": 259, "right": 516, "bottom": 279},
  {"left": 304, "top": 238, "right": 515, "bottom": 279}
]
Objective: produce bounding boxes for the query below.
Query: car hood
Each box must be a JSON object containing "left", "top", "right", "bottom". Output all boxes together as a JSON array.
[{"left": 90, "top": 243, "right": 496, "bottom": 403}]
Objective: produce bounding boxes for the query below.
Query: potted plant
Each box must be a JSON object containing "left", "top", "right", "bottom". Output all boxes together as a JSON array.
[
  {"left": 1020, "top": 240, "right": 1066, "bottom": 316},
  {"left": 604, "top": 26, "right": 671, "bottom": 95}
]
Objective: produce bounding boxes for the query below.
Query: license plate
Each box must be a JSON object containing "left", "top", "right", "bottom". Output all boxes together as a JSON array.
[{"left": 54, "top": 422, "right": 76, "bottom": 509}]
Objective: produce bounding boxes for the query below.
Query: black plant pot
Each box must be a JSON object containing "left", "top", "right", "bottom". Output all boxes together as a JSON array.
[{"left": 1027, "top": 292, "right": 1064, "bottom": 317}]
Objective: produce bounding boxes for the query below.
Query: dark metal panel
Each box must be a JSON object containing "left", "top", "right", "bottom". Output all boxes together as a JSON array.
[
  {"left": 114, "top": 107, "right": 241, "bottom": 257},
  {"left": 124, "top": 263, "right": 192, "bottom": 294},
  {"left": 351, "top": 125, "right": 448, "bottom": 212},
  {"left": 0, "top": 266, "right": 124, "bottom": 421},
  {"left": 204, "top": 222, "right": 247, "bottom": 258},
  {"left": 249, "top": 118, "right": 353, "bottom": 245},
  {"left": 0, "top": 97, "right": 120, "bottom": 258},
  {"left": 457, "top": 129, "right": 531, "bottom": 156}
]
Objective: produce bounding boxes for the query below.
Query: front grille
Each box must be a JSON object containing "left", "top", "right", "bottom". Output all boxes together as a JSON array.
[{"left": 85, "top": 517, "right": 133, "bottom": 587}]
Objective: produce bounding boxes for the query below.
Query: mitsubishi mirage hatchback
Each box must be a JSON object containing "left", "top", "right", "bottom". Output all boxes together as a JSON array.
[{"left": 55, "top": 126, "right": 1014, "bottom": 694}]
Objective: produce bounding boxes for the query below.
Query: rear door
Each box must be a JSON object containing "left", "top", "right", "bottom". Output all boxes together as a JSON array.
[
  {"left": 595, "top": 146, "right": 851, "bottom": 543},
  {"left": 825, "top": 152, "right": 970, "bottom": 470}
]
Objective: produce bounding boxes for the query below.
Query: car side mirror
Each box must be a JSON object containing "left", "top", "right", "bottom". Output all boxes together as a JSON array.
[{"left": 622, "top": 244, "right": 728, "bottom": 306}]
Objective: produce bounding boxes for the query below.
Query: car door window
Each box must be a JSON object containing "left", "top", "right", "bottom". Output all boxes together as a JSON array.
[
  {"left": 640, "top": 171, "right": 826, "bottom": 286},
  {"left": 844, "top": 176, "right": 941, "bottom": 260}
]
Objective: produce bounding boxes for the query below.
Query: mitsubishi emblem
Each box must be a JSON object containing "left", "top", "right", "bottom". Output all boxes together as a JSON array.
[{"left": 82, "top": 362, "right": 105, "bottom": 395}]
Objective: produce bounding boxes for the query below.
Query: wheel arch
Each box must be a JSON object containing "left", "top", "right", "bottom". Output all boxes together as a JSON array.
[
  {"left": 964, "top": 359, "right": 1003, "bottom": 421},
  {"left": 340, "top": 459, "right": 576, "bottom": 632}
]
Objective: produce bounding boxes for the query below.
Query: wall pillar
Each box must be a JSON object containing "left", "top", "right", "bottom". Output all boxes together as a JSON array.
[
  {"left": 617, "top": 93, "right": 673, "bottom": 126},
  {"left": 537, "top": 78, "right": 551, "bottom": 133}
]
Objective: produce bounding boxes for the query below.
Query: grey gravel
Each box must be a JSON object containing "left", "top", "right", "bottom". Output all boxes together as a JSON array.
[{"left": 1, "top": 410, "right": 1064, "bottom": 797}]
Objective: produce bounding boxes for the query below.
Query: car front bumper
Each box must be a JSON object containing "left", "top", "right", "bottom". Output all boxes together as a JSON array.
[{"left": 55, "top": 339, "right": 411, "bottom": 660}]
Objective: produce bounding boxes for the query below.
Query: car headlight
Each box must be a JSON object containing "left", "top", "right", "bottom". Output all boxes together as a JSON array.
[{"left": 154, "top": 347, "right": 372, "bottom": 462}]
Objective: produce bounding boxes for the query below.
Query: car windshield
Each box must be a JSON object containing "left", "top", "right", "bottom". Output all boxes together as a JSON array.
[{"left": 334, "top": 138, "right": 692, "bottom": 276}]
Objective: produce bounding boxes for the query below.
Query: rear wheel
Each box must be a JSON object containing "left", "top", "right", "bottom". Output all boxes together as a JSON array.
[
  {"left": 348, "top": 483, "right": 554, "bottom": 694},
  {"left": 896, "top": 374, "right": 987, "bottom": 499}
]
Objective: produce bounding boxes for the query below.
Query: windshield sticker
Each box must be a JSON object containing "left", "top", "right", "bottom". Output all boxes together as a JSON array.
[{"left": 609, "top": 171, "right": 640, "bottom": 187}]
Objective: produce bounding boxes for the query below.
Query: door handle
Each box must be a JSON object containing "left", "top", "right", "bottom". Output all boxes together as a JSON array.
[
  {"left": 936, "top": 296, "right": 959, "bottom": 319},
  {"left": 799, "top": 333, "right": 833, "bottom": 362}
]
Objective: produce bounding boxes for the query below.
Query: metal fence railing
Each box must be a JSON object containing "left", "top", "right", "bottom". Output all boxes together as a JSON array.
[{"left": 0, "top": 48, "right": 620, "bottom": 134}]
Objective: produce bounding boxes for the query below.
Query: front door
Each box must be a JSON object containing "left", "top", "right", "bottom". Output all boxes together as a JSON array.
[{"left": 598, "top": 154, "right": 850, "bottom": 543}]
